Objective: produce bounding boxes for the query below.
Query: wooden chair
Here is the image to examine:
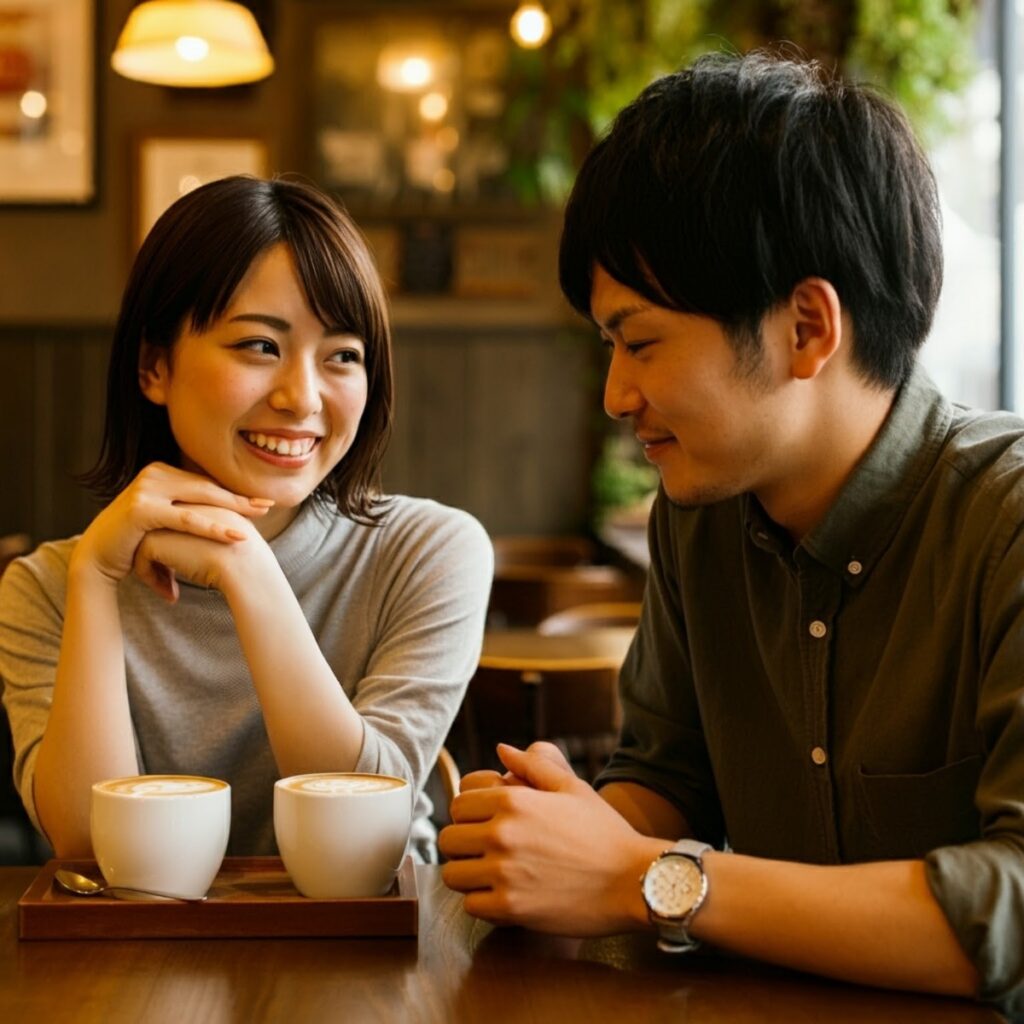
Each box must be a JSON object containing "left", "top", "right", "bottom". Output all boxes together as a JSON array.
[
  {"left": 434, "top": 745, "right": 460, "bottom": 807},
  {"left": 0, "top": 533, "right": 30, "bottom": 578},
  {"left": 538, "top": 602, "right": 643, "bottom": 636},
  {"left": 0, "top": 533, "right": 47, "bottom": 864},
  {"left": 489, "top": 564, "right": 642, "bottom": 628},
  {"left": 458, "top": 625, "right": 633, "bottom": 780},
  {"left": 425, "top": 744, "right": 462, "bottom": 841},
  {"left": 491, "top": 534, "right": 597, "bottom": 570}
]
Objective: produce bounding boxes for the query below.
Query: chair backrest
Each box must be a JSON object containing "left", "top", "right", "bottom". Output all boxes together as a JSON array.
[
  {"left": 538, "top": 602, "right": 643, "bottom": 636},
  {"left": 489, "top": 564, "right": 643, "bottom": 627},
  {"left": 0, "top": 533, "right": 30, "bottom": 578},
  {"left": 462, "top": 662, "right": 621, "bottom": 761},
  {"left": 491, "top": 535, "right": 596, "bottom": 571},
  {"left": 434, "top": 745, "right": 460, "bottom": 807}
]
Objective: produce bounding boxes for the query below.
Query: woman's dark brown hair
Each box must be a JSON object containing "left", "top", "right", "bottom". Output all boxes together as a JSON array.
[{"left": 83, "top": 175, "right": 393, "bottom": 522}]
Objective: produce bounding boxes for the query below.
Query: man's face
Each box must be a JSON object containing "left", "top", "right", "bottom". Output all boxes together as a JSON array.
[{"left": 592, "top": 265, "right": 790, "bottom": 507}]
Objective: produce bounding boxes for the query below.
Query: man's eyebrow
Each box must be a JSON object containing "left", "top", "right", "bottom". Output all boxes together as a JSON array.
[
  {"left": 598, "top": 304, "right": 650, "bottom": 333},
  {"left": 228, "top": 313, "right": 360, "bottom": 338}
]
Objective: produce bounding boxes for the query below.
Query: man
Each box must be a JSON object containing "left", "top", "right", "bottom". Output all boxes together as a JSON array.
[{"left": 440, "top": 52, "right": 1024, "bottom": 1014}]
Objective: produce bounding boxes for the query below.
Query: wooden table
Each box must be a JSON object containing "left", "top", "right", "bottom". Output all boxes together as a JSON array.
[
  {"left": 480, "top": 627, "right": 635, "bottom": 672},
  {"left": 0, "top": 866, "right": 1006, "bottom": 1023}
]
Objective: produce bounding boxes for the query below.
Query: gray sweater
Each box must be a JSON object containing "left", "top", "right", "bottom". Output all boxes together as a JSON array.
[{"left": 0, "top": 496, "right": 493, "bottom": 859}]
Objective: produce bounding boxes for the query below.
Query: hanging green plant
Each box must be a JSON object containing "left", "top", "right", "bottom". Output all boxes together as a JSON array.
[{"left": 505, "top": 0, "right": 977, "bottom": 204}]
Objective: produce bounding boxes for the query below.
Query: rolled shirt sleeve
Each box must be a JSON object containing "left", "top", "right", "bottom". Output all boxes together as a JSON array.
[{"left": 925, "top": 514, "right": 1024, "bottom": 1014}]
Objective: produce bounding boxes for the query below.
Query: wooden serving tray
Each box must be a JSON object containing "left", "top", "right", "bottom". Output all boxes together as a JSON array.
[{"left": 18, "top": 856, "right": 418, "bottom": 940}]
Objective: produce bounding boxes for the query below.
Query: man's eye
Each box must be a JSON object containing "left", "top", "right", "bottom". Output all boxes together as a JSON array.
[{"left": 625, "top": 340, "right": 654, "bottom": 355}]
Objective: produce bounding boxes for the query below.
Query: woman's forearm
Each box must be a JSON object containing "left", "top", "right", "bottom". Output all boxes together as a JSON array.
[
  {"left": 223, "top": 556, "right": 365, "bottom": 778},
  {"left": 33, "top": 562, "right": 138, "bottom": 856}
]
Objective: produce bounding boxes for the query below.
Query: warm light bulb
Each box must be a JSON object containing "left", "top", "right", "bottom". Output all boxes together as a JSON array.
[
  {"left": 510, "top": 4, "right": 551, "bottom": 48},
  {"left": 20, "top": 90, "right": 47, "bottom": 119},
  {"left": 399, "top": 56, "right": 432, "bottom": 89},
  {"left": 432, "top": 168, "right": 455, "bottom": 193},
  {"left": 175, "top": 35, "right": 210, "bottom": 62},
  {"left": 419, "top": 91, "right": 448, "bottom": 122}
]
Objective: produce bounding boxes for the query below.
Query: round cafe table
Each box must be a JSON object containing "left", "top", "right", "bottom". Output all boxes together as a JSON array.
[{"left": 479, "top": 626, "right": 635, "bottom": 673}]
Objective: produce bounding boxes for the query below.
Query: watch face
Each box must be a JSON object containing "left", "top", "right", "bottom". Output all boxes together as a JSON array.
[{"left": 644, "top": 855, "right": 704, "bottom": 918}]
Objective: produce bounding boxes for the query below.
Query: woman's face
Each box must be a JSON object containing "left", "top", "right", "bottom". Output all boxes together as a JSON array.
[{"left": 140, "top": 242, "right": 369, "bottom": 536}]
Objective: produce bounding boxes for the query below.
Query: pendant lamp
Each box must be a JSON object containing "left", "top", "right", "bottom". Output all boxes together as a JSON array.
[{"left": 111, "top": 0, "right": 274, "bottom": 88}]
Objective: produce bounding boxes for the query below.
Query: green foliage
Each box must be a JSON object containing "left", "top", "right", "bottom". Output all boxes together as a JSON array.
[
  {"left": 848, "top": 0, "right": 976, "bottom": 137},
  {"left": 591, "top": 434, "right": 660, "bottom": 523},
  {"left": 507, "top": 0, "right": 977, "bottom": 204}
]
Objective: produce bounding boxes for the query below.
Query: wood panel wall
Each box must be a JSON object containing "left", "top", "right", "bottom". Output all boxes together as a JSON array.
[{"left": 0, "top": 324, "right": 600, "bottom": 546}]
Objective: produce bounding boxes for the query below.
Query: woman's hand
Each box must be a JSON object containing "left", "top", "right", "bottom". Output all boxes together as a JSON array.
[
  {"left": 70, "top": 462, "right": 272, "bottom": 594},
  {"left": 132, "top": 505, "right": 276, "bottom": 601}
]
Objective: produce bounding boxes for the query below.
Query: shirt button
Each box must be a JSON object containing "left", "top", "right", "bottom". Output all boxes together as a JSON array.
[
  {"left": 808, "top": 620, "right": 827, "bottom": 639},
  {"left": 847, "top": 560, "right": 863, "bottom": 575},
  {"left": 811, "top": 747, "right": 828, "bottom": 765}
]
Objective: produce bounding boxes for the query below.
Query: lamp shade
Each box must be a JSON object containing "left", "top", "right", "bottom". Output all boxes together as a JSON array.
[{"left": 111, "top": 0, "right": 274, "bottom": 87}]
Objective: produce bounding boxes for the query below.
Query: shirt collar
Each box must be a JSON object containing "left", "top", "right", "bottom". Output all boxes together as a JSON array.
[{"left": 746, "top": 364, "right": 953, "bottom": 585}]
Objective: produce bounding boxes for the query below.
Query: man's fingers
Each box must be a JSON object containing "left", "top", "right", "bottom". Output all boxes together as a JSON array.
[
  {"left": 441, "top": 853, "right": 499, "bottom": 894},
  {"left": 525, "top": 740, "right": 573, "bottom": 770},
  {"left": 497, "top": 743, "right": 579, "bottom": 793},
  {"left": 449, "top": 787, "right": 509, "bottom": 823},
  {"left": 459, "top": 770, "right": 506, "bottom": 793},
  {"left": 437, "top": 821, "right": 493, "bottom": 859}
]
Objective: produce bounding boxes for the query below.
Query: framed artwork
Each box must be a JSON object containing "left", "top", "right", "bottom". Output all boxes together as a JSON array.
[
  {"left": 453, "top": 226, "right": 541, "bottom": 299},
  {"left": 134, "top": 136, "right": 270, "bottom": 249},
  {"left": 0, "top": 0, "right": 95, "bottom": 204}
]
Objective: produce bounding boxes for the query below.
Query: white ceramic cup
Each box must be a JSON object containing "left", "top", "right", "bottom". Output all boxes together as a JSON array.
[
  {"left": 274, "top": 772, "right": 411, "bottom": 898},
  {"left": 90, "top": 775, "right": 231, "bottom": 899}
]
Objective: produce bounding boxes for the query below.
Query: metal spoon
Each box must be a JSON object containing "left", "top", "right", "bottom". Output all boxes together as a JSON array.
[{"left": 53, "top": 868, "right": 207, "bottom": 903}]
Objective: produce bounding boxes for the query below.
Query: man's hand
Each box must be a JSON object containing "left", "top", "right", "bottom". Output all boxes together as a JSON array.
[{"left": 440, "top": 742, "right": 668, "bottom": 936}]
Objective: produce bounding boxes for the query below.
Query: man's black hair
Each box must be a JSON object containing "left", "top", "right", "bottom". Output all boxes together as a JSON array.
[{"left": 559, "top": 51, "right": 943, "bottom": 389}]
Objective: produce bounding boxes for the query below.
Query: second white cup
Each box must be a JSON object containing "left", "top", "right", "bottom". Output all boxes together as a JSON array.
[{"left": 274, "top": 772, "right": 411, "bottom": 898}]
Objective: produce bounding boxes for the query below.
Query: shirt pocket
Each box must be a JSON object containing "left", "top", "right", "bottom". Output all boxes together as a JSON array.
[{"left": 853, "top": 755, "right": 983, "bottom": 861}]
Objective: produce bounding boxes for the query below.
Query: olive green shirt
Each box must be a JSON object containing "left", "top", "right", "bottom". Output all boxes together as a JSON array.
[{"left": 597, "top": 367, "right": 1024, "bottom": 1013}]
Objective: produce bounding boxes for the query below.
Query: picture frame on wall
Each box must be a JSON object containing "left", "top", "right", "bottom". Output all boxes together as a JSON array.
[
  {"left": 0, "top": 0, "right": 96, "bottom": 205},
  {"left": 134, "top": 136, "right": 270, "bottom": 249},
  {"left": 452, "top": 226, "right": 541, "bottom": 299}
]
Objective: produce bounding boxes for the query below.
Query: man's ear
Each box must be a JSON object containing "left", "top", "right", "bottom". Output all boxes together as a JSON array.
[
  {"left": 138, "top": 341, "right": 170, "bottom": 406},
  {"left": 787, "top": 277, "right": 843, "bottom": 381}
]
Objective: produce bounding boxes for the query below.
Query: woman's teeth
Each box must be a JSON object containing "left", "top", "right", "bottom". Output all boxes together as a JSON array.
[{"left": 243, "top": 432, "right": 316, "bottom": 456}]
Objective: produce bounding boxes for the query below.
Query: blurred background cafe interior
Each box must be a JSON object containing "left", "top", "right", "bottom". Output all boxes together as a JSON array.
[{"left": 0, "top": 0, "right": 1022, "bottom": 862}]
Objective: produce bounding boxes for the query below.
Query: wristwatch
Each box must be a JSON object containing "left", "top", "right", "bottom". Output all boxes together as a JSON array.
[{"left": 641, "top": 839, "right": 712, "bottom": 953}]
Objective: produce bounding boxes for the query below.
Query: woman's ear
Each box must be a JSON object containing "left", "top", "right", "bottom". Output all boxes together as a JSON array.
[
  {"left": 138, "top": 341, "right": 170, "bottom": 406},
  {"left": 788, "top": 277, "right": 843, "bottom": 380}
]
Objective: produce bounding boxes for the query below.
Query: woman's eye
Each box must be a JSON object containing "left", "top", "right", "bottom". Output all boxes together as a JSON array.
[
  {"left": 330, "top": 349, "right": 363, "bottom": 364},
  {"left": 236, "top": 339, "right": 278, "bottom": 356}
]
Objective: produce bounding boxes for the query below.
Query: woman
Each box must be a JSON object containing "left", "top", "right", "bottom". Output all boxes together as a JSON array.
[{"left": 0, "top": 176, "right": 492, "bottom": 861}]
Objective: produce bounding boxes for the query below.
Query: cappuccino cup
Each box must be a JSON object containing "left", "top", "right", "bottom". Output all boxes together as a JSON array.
[
  {"left": 91, "top": 775, "right": 231, "bottom": 899},
  {"left": 274, "top": 773, "right": 411, "bottom": 898}
]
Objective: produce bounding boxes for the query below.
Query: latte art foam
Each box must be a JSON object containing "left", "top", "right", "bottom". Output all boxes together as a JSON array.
[
  {"left": 283, "top": 774, "right": 406, "bottom": 795},
  {"left": 97, "top": 775, "right": 227, "bottom": 797}
]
